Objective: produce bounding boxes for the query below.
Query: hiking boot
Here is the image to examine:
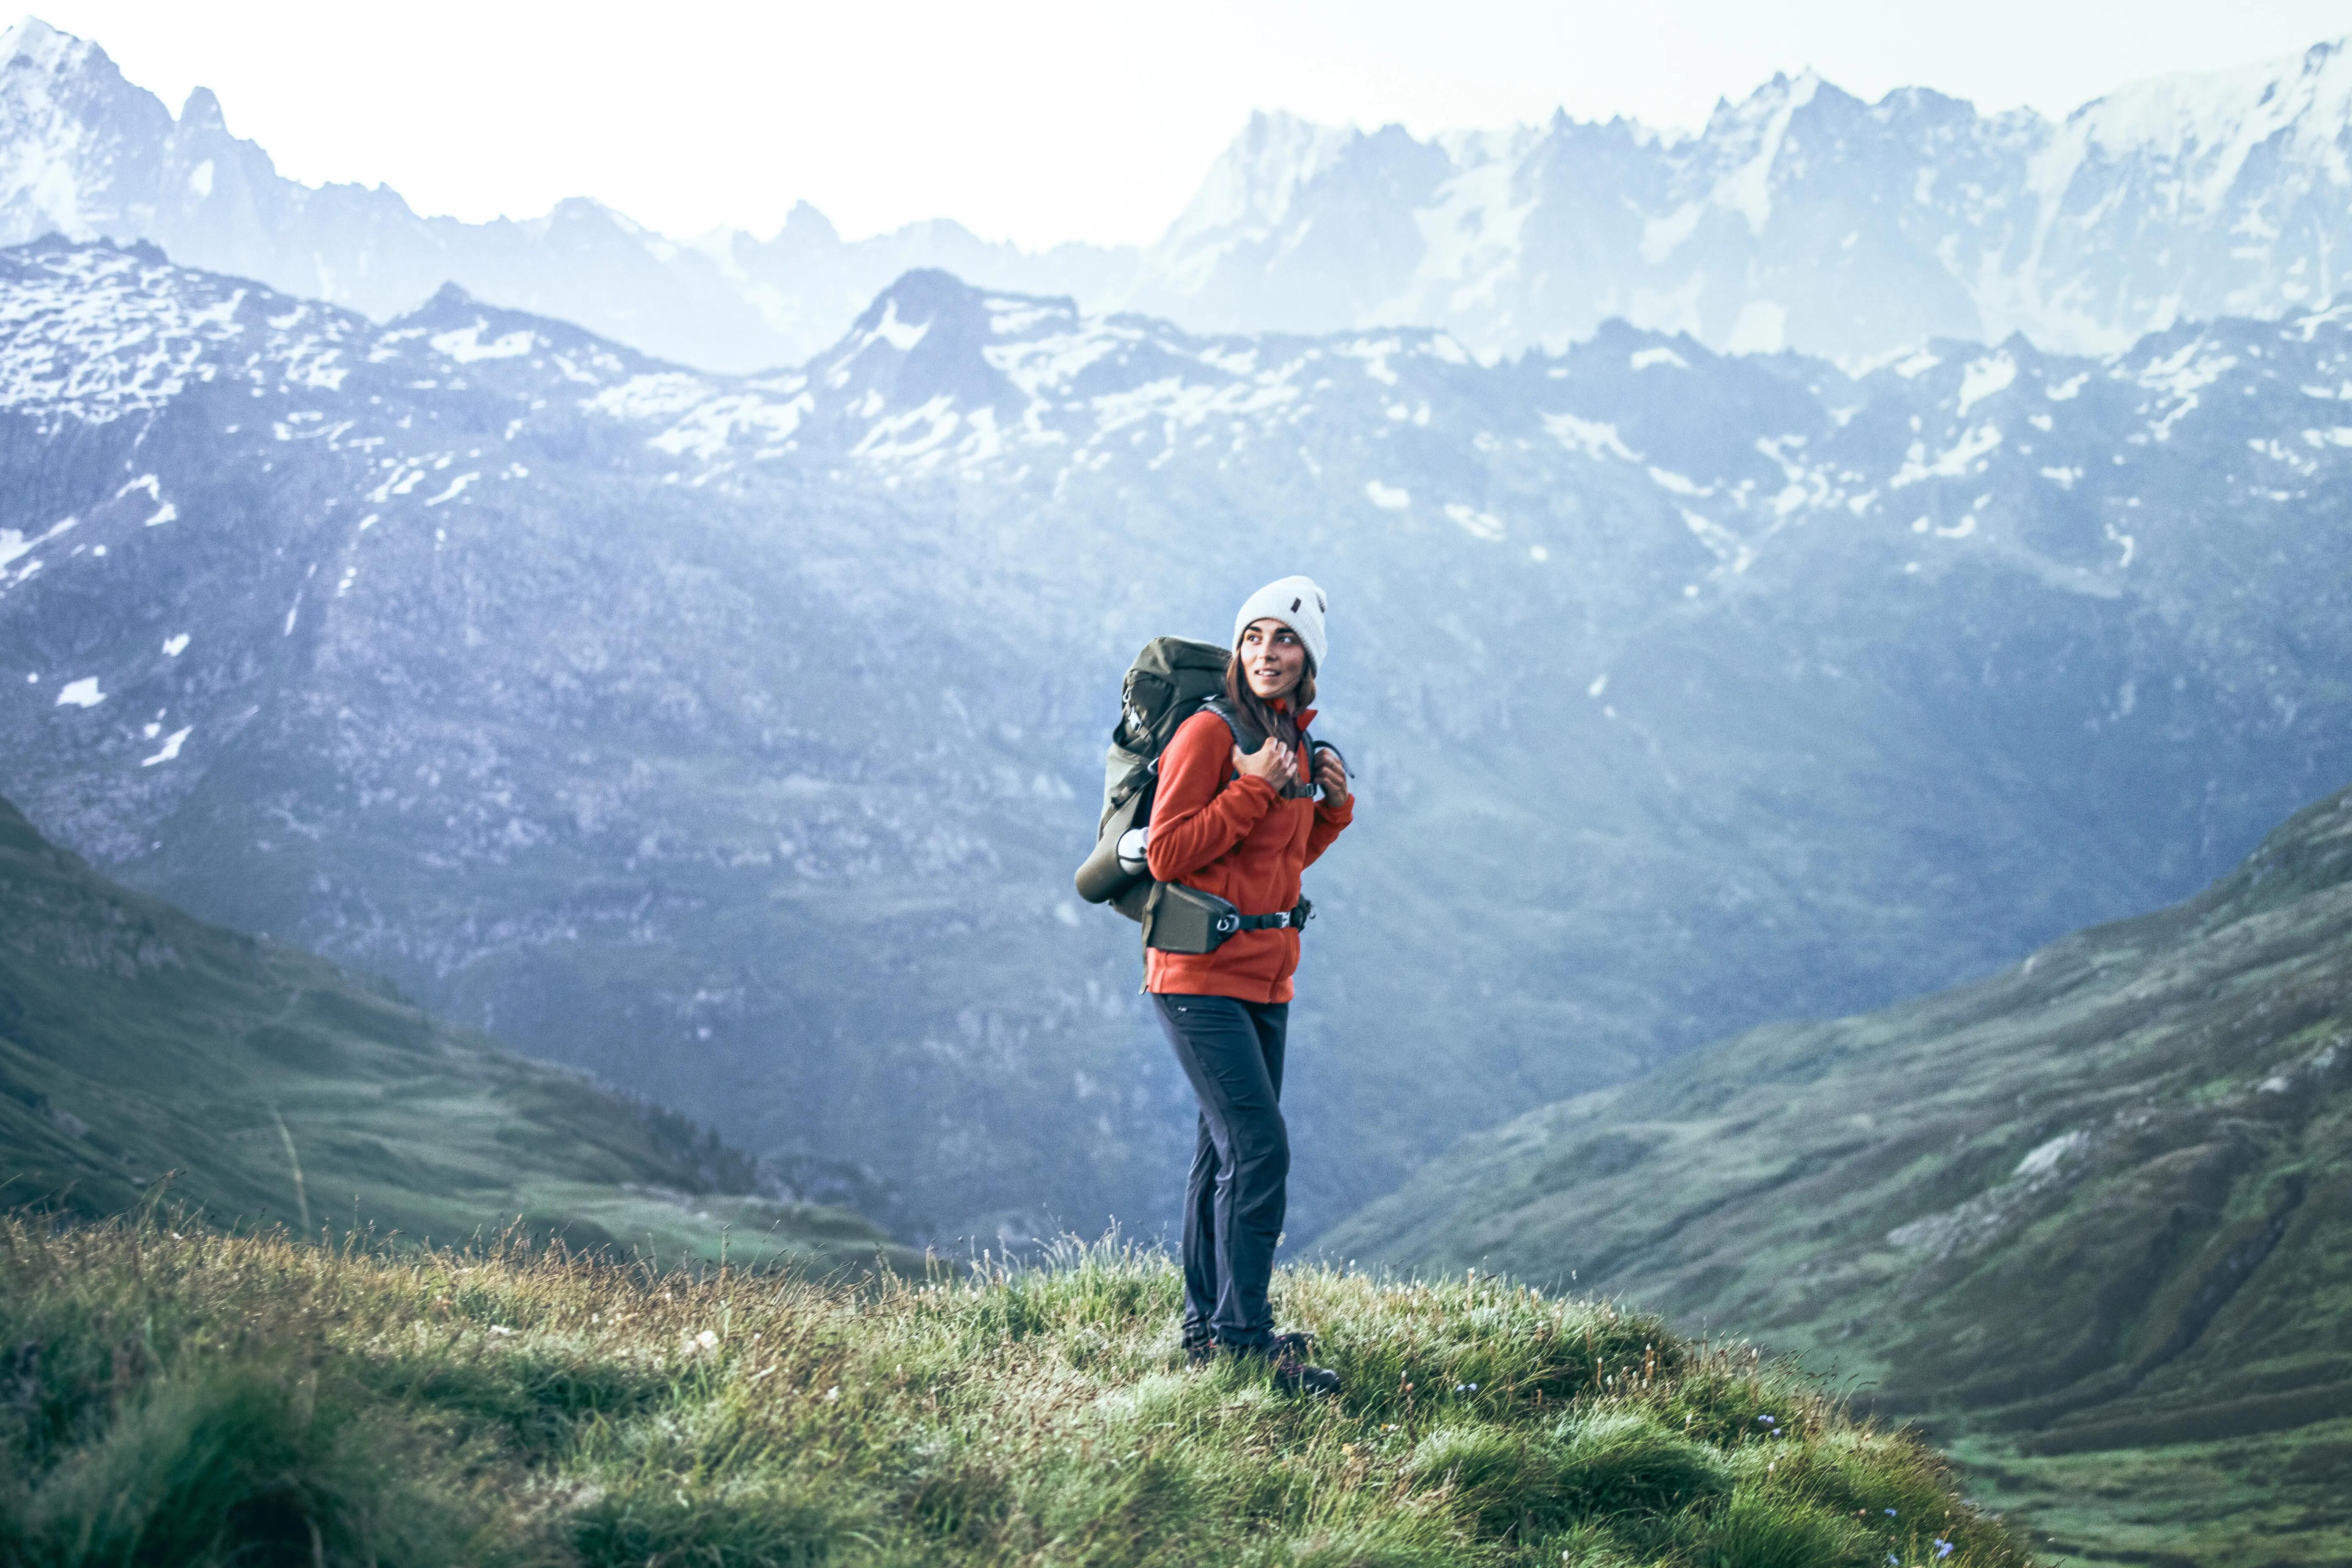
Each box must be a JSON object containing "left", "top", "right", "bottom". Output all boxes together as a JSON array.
[
  {"left": 1181, "top": 1321, "right": 1216, "bottom": 1370},
  {"left": 1271, "top": 1354, "right": 1342, "bottom": 1396},
  {"left": 1223, "top": 1335, "right": 1341, "bottom": 1395}
]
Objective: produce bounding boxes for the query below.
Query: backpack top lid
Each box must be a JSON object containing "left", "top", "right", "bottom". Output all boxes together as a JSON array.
[
  {"left": 1099, "top": 636, "right": 1228, "bottom": 832},
  {"left": 1116, "top": 637, "right": 1230, "bottom": 752}
]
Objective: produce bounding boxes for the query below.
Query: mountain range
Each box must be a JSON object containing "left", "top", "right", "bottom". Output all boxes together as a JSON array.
[
  {"left": 10, "top": 17, "right": 2352, "bottom": 368},
  {"left": 8, "top": 17, "right": 2352, "bottom": 1560},
  {"left": 1323, "top": 777, "right": 2352, "bottom": 1565},
  {"left": 4, "top": 233, "right": 2350, "bottom": 1254}
]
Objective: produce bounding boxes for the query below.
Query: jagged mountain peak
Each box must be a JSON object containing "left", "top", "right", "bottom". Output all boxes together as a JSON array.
[
  {"left": 1, "top": 14, "right": 78, "bottom": 64},
  {"left": 813, "top": 268, "right": 1057, "bottom": 416},
  {"left": 415, "top": 279, "right": 480, "bottom": 312},
  {"left": 377, "top": 274, "right": 669, "bottom": 381},
  {"left": 1159, "top": 107, "right": 1361, "bottom": 244},
  {"left": 1703, "top": 65, "right": 1827, "bottom": 128},
  {"left": 2062, "top": 31, "right": 2352, "bottom": 207},
  {"left": 775, "top": 198, "right": 841, "bottom": 246},
  {"left": 0, "top": 15, "right": 146, "bottom": 134},
  {"left": 178, "top": 84, "right": 225, "bottom": 130}
]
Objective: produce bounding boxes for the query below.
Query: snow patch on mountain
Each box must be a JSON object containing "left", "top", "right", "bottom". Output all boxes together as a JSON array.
[
  {"left": 52, "top": 674, "right": 102, "bottom": 707},
  {"left": 431, "top": 319, "right": 536, "bottom": 362},
  {"left": 1545, "top": 413, "right": 1640, "bottom": 463}
]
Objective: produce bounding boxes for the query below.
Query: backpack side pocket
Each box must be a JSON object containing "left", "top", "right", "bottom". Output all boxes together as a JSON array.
[{"left": 1141, "top": 882, "right": 1243, "bottom": 954}]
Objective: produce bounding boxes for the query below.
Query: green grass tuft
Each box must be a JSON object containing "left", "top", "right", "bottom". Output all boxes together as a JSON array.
[
  {"left": 0, "top": 1218, "right": 2037, "bottom": 1567},
  {"left": 1552, "top": 1409, "right": 1734, "bottom": 1516}
]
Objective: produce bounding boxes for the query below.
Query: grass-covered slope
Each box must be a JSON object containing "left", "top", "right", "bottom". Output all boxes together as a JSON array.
[
  {"left": 0, "top": 1218, "right": 2031, "bottom": 1568},
  {"left": 1323, "top": 783, "right": 2352, "bottom": 1562},
  {"left": 0, "top": 793, "right": 904, "bottom": 1271}
]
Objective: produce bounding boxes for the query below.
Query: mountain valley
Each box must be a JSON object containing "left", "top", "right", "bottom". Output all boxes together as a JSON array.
[
  {"left": 3, "top": 236, "right": 2350, "bottom": 1252},
  {"left": 1325, "top": 779, "right": 2352, "bottom": 1563}
]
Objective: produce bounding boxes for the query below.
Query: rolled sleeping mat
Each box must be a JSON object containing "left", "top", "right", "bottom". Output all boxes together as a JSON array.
[{"left": 1074, "top": 791, "right": 1150, "bottom": 903}]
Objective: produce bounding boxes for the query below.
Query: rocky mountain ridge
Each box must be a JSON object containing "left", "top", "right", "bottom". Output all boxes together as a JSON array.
[
  {"left": 1319, "top": 779, "right": 2352, "bottom": 1564},
  {"left": 1145, "top": 40, "right": 2352, "bottom": 363},
  {"left": 3, "top": 237, "right": 2350, "bottom": 1248},
  {"left": 0, "top": 17, "right": 1128, "bottom": 373},
  {"left": 11, "top": 18, "right": 2352, "bottom": 368}
]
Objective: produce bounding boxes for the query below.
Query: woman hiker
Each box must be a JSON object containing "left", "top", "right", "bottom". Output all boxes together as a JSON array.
[{"left": 1145, "top": 576, "right": 1353, "bottom": 1394}]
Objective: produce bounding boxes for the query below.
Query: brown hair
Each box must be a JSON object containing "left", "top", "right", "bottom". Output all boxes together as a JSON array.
[{"left": 1224, "top": 641, "right": 1316, "bottom": 787}]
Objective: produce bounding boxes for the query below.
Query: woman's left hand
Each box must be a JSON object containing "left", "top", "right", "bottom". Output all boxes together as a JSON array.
[{"left": 1314, "top": 747, "right": 1350, "bottom": 805}]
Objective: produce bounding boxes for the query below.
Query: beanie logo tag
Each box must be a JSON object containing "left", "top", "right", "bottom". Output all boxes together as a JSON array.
[{"left": 1291, "top": 597, "right": 1301, "bottom": 612}]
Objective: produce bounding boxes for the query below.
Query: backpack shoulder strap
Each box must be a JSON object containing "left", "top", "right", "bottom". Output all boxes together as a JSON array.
[
  {"left": 1201, "top": 696, "right": 1318, "bottom": 798},
  {"left": 1144, "top": 700, "right": 1244, "bottom": 785},
  {"left": 1198, "top": 695, "right": 1255, "bottom": 750}
]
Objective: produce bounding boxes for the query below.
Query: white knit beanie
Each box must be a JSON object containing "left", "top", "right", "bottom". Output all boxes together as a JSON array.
[{"left": 1232, "top": 575, "right": 1329, "bottom": 670}]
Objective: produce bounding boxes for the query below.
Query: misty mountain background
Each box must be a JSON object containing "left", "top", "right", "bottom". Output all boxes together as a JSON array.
[
  {"left": 3, "top": 17, "right": 2351, "bottom": 1254},
  {"left": 10, "top": 18, "right": 2352, "bottom": 370}
]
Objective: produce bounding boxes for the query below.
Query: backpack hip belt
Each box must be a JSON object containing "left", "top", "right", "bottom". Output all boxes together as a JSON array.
[{"left": 1140, "top": 883, "right": 1314, "bottom": 955}]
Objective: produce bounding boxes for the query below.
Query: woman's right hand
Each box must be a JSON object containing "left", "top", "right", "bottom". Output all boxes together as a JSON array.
[{"left": 1232, "top": 740, "right": 1293, "bottom": 787}]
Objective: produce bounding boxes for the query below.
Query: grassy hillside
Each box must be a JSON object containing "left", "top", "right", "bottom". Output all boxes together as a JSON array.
[
  {"left": 0, "top": 1217, "right": 2033, "bottom": 1567},
  {"left": 1324, "top": 783, "right": 2352, "bottom": 1564},
  {"left": 0, "top": 793, "right": 906, "bottom": 1272}
]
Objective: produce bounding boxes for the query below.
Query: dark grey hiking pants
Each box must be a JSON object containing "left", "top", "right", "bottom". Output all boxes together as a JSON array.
[{"left": 1153, "top": 993, "right": 1289, "bottom": 1348}]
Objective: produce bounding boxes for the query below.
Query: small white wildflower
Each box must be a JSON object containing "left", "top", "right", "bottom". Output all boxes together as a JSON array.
[
  {"left": 825, "top": 1385, "right": 841, "bottom": 1402},
  {"left": 695, "top": 1330, "right": 718, "bottom": 1349},
  {"left": 488, "top": 1325, "right": 514, "bottom": 1337}
]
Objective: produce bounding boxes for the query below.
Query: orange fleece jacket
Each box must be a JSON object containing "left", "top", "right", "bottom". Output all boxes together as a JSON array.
[{"left": 1143, "top": 706, "right": 1354, "bottom": 1002}]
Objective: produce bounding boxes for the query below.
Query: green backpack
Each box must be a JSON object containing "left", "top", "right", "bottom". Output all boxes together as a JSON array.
[
  {"left": 1073, "top": 637, "right": 1325, "bottom": 945},
  {"left": 1074, "top": 637, "right": 1231, "bottom": 922}
]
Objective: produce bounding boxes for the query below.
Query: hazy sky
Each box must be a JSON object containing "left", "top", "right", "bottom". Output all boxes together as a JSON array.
[{"left": 32, "top": 1, "right": 2352, "bottom": 247}]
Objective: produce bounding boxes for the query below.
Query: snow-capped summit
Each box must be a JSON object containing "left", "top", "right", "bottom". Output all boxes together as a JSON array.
[
  {"left": 0, "top": 19, "right": 860, "bottom": 370},
  {"left": 1127, "top": 37, "right": 2352, "bottom": 363},
  {"left": 0, "top": 15, "right": 171, "bottom": 242},
  {"left": 8, "top": 18, "right": 2352, "bottom": 370},
  {"left": 1158, "top": 110, "right": 1360, "bottom": 255},
  {"left": 2072, "top": 38, "right": 2352, "bottom": 179}
]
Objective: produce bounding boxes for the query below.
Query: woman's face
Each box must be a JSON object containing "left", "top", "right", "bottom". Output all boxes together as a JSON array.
[{"left": 1239, "top": 618, "right": 1308, "bottom": 701}]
